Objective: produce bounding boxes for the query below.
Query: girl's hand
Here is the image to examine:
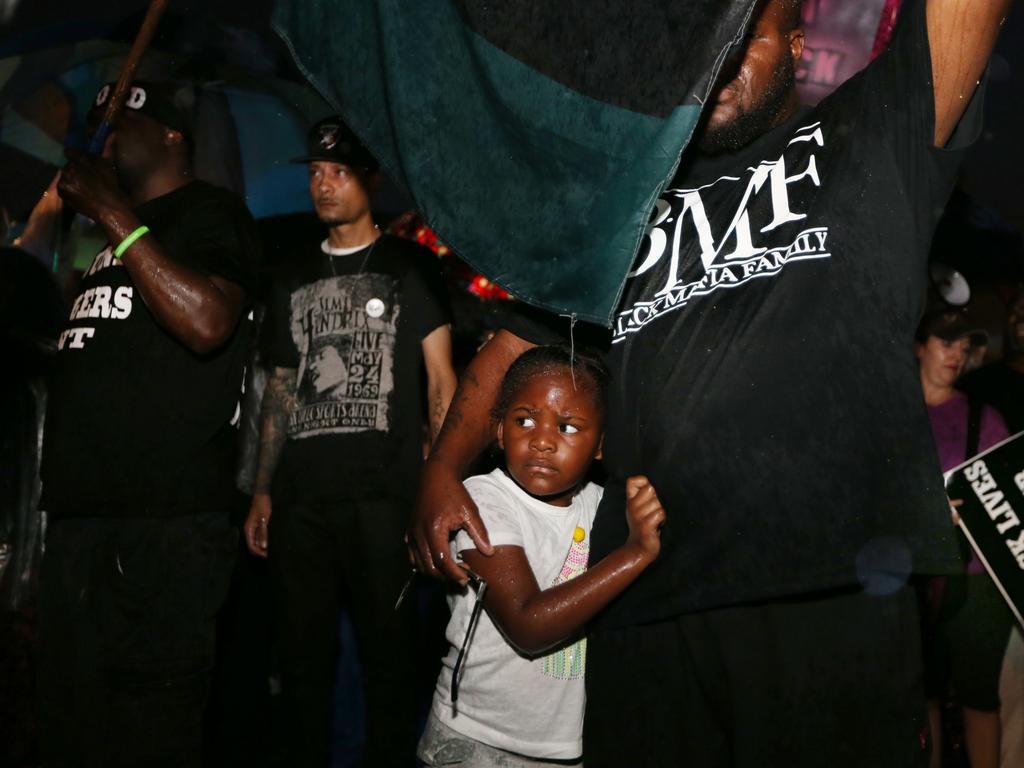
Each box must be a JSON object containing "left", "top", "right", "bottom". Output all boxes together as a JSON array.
[{"left": 625, "top": 475, "right": 666, "bottom": 562}]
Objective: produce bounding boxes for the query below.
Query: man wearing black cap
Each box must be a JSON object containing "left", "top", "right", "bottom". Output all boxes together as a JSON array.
[
  {"left": 243, "top": 116, "right": 456, "bottom": 765},
  {"left": 35, "top": 80, "right": 260, "bottom": 766}
]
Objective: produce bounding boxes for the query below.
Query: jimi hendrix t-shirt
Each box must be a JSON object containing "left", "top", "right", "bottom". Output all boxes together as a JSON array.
[{"left": 261, "top": 234, "right": 450, "bottom": 502}]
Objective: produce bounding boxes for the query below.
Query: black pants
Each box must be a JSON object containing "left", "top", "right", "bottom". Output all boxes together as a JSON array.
[
  {"left": 269, "top": 497, "right": 417, "bottom": 767},
  {"left": 37, "top": 511, "right": 237, "bottom": 768},
  {"left": 583, "top": 586, "right": 928, "bottom": 768}
]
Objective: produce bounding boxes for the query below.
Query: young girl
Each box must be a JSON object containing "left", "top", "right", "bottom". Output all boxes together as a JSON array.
[{"left": 418, "top": 345, "right": 665, "bottom": 767}]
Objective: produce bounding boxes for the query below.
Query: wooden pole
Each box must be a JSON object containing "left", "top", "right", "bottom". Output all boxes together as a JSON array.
[{"left": 87, "top": 0, "right": 172, "bottom": 154}]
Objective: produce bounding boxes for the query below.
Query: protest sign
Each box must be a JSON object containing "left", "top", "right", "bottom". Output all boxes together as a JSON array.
[{"left": 945, "top": 431, "right": 1024, "bottom": 628}]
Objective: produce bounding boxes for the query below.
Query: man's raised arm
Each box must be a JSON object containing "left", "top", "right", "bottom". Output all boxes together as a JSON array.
[
  {"left": 409, "top": 329, "right": 535, "bottom": 584},
  {"left": 928, "top": 0, "right": 1013, "bottom": 146},
  {"left": 58, "top": 152, "right": 245, "bottom": 355}
]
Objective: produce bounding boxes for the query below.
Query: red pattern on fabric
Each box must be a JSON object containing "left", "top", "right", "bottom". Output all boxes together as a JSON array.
[{"left": 870, "top": 0, "right": 903, "bottom": 61}]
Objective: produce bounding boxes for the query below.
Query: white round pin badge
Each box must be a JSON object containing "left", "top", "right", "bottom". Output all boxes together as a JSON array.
[{"left": 365, "top": 298, "right": 386, "bottom": 318}]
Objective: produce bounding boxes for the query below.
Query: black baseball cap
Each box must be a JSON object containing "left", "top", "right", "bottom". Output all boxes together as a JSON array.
[
  {"left": 291, "top": 116, "right": 379, "bottom": 171},
  {"left": 89, "top": 80, "right": 193, "bottom": 138},
  {"left": 917, "top": 307, "right": 989, "bottom": 347}
]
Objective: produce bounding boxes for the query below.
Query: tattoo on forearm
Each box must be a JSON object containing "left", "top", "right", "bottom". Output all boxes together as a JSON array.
[
  {"left": 436, "top": 370, "right": 479, "bottom": 440},
  {"left": 430, "top": 391, "right": 445, "bottom": 441},
  {"left": 252, "top": 367, "right": 298, "bottom": 494}
]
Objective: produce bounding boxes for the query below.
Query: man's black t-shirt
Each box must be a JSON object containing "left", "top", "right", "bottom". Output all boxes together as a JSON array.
[
  {"left": 42, "top": 181, "right": 260, "bottom": 517},
  {"left": 508, "top": 0, "right": 982, "bottom": 626},
  {"left": 261, "top": 234, "right": 450, "bottom": 503}
]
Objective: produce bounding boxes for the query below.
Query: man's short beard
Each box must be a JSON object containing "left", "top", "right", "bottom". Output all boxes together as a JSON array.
[
  {"left": 697, "top": 54, "right": 797, "bottom": 156},
  {"left": 318, "top": 215, "right": 347, "bottom": 227}
]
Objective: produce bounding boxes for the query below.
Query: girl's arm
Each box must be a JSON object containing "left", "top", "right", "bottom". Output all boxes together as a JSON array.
[{"left": 461, "top": 476, "right": 664, "bottom": 656}]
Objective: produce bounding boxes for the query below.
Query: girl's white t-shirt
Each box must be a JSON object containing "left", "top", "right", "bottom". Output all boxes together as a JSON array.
[{"left": 431, "top": 468, "right": 603, "bottom": 759}]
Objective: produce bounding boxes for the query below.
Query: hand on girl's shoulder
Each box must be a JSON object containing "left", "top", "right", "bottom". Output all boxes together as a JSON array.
[
  {"left": 624, "top": 475, "right": 666, "bottom": 562},
  {"left": 455, "top": 471, "right": 528, "bottom": 553}
]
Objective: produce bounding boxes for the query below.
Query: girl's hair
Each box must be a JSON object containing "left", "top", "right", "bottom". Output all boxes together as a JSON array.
[{"left": 493, "top": 345, "right": 610, "bottom": 422}]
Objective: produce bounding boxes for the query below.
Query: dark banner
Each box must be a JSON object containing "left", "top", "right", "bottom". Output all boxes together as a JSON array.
[
  {"left": 945, "top": 431, "right": 1024, "bottom": 628},
  {"left": 273, "top": 0, "right": 759, "bottom": 325}
]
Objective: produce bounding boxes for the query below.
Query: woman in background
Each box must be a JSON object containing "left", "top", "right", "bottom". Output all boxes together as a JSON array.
[{"left": 917, "top": 308, "right": 1012, "bottom": 768}]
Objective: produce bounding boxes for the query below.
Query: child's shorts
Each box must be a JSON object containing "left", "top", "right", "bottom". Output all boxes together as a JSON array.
[{"left": 417, "top": 710, "right": 583, "bottom": 768}]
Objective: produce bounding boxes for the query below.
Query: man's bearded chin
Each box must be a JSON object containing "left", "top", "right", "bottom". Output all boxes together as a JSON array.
[
  {"left": 696, "top": 56, "right": 797, "bottom": 155},
  {"left": 317, "top": 214, "right": 348, "bottom": 227}
]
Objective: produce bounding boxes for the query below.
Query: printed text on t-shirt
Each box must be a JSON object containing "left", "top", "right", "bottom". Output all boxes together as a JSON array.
[{"left": 613, "top": 122, "right": 830, "bottom": 342}]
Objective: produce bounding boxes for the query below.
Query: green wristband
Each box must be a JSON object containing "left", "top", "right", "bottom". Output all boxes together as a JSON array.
[{"left": 113, "top": 225, "right": 150, "bottom": 259}]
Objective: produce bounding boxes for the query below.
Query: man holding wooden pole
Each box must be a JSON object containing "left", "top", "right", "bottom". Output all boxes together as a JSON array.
[{"left": 35, "top": 80, "right": 260, "bottom": 767}]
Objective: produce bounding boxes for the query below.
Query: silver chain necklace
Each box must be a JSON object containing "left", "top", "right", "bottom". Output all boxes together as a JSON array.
[
  {"left": 325, "top": 229, "right": 381, "bottom": 278},
  {"left": 325, "top": 231, "right": 389, "bottom": 319}
]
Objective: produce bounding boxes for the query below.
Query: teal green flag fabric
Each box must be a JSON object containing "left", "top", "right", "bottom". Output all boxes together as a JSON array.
[{"left": 273, "top": 1, "right": 757, "bottom": 325}]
